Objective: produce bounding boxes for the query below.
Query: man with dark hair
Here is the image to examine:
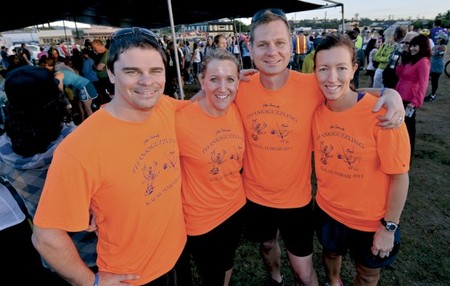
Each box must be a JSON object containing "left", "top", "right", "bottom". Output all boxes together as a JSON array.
[
  {"left": 32, "top": 27, "right": 189, "bottom": 286},
  {"left": 0, "top": 65, "right": 97, "bottom": 285}
]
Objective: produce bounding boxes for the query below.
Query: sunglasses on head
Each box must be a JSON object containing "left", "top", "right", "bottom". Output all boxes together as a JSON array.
[
  {"left": 251, "top": 8, "right": 286, "bottom": 23},
  {"left": 111, "top": 27, "right": 158, "bottom": 40}
]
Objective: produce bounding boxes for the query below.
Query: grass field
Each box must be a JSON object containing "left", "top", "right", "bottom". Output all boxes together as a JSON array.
[{"left": 185, "top": 56, "right": 450, "bottom": 285}]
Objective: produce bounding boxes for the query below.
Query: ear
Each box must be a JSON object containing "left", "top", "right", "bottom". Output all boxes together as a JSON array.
[
  {"left": 107, "top": 69, "right": 115, "bottom": 84},
  {"left": 353, "top": 63, "right": 359, "bottom": 74}
]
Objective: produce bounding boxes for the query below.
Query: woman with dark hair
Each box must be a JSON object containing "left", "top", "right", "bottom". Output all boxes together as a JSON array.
[
  {"left": 395, "top": 34, "right": 431, "bottom": 158},
  {"left": 312, "top": 33, "right": 410, "bottom": 286}
]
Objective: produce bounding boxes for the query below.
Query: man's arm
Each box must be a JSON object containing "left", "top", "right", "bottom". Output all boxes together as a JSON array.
[
  {"left": 358, "top": 87, "right": 405, "bottom": 129},
  {"left": 32, "top": 226, "right": 141, "bottom": 285},
  {"left": 32, "top": 226, "right": 94, "bottom": 285}
]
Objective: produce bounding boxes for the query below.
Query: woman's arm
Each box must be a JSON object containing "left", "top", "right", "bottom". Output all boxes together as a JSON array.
[{"left": 371, "top": 173, "right": 409, "bottom": 257}]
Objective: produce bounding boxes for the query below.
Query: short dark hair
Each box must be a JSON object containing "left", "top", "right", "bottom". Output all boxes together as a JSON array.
[{"left": 107, "top": 27, "right": 166, "bottom": 73}]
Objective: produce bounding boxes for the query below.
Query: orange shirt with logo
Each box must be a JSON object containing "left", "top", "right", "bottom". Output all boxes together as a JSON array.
[
  {"left": 313, "top": 94, "right": 410, "bottom": 231},
  {"left": 235, "top": 71, "right": 323, "bottom": 208},
  {"left": 34, "top": 96, "right": 188, "bottom": 285},
  {"left": 176, "top": 102, "right": 246, "bottom": 235}
]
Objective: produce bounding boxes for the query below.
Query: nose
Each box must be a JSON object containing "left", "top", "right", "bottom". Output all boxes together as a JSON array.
[
  {"left": 217, "top": 80, "right": 228, "bottom": 91},
  {"left": 327, "top": 69, "right": 338, "bottom": 81},
  {"left": 138, "top": 73, "right": 154, "bottom": 85}
]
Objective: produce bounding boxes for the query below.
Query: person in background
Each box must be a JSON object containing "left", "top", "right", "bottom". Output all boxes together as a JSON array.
[
  {"left": 176, "top": 48, "right": 246, "bottom": 286},
  {"left": 37, "top": 46, "right": 48, "bottom": 61},
  {"left": 214, "top": 34, "right": 227, "bottom": 50},
  {"left": 366, "top": 37, "right": 381, "bottom": 87},
  {"left": 164, "top": 40, "right": 184, "bottom": 98},
  {"left": 20, "top": 43, "right": 34, "bottom": 65},
  {"left": 0, "top": 65, "right": 97, "bottom": 285},
  {"left": 1, "top": 46, "right": 10, "bottom": 69},
  {"left": 203, "top": 36, "right": 214, "bottom": 55},
  {"left": 0, "top": 177, "right": 51, "bottom": 285},
  {"left": 235, "top": 9, "right": 405, "bottom": 286},
  {"left": 346, "top": 30, "right": 365, "bottom": 88},
  {"left": 32, "top": 27, "right": 189, "bottom": 286},
  {"left": 425, "top": 31, "right": 448, "bottom": 102},
  {"left": 396, "top": 34, "right": 431, "bottom": 159},
  {"left": 43, "top": 57, "right": 97, "bottom": 122},
  {"left": 381, "top": 25, "right": 408, "bottom": 89},
  {"left": 292, "top": 29, "right": 309, "bottom": 71},
  {"left": 353, "top": 27, "right": 363, "bottom": 50},
  {"left": 240, "top": 34, "right": 253, "bottom": 69},
  {"left": 301, "top": 39, "right": 319, "bottom": 74},
  {"left": 58, "top": 39, "right": 71, "bottom": 58},
  {"left": 312, "top": 32, "right": 410, "bottom": 286},
  {"left": 81, "top": 48, "right": 100, "bottom": 110},
  {"left": 419, "top": 29, "right": 435, "bottom": 50},
  {"left": 430, "top": 19, "right": 448, "bottom": 45},
  {"left": 190, "top": 41, "right": 202, "bottom": 87},
  {"left": 91, "top": 39, "right": 114, "bottom": 104},
  {"left": 372, "top": 28, "right": 395, "bottom": 88}
]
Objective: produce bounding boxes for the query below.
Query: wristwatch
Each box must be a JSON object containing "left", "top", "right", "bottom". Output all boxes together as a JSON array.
[{"left": 380, "top": 218, "right": 398, "bottom": 232}]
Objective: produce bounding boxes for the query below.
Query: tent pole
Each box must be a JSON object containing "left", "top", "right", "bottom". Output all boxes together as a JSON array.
[
  {"left": 322, "top": 0, "right": 344, "bottom": 33},
  {"left": 167, "top": 0, "right": 184, "bottom": 100}
]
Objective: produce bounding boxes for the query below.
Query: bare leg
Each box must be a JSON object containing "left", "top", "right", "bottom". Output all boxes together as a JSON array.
[
  {"left": 77, "top": 100, "right": 86, "bottom": 123},
  {"left": 323, "top": 251, "right": 342, "bottom": 286},
  {"left": 82, "top": 99, "right": 94, "bottom": 117},
  {"left": 355, "top": 263, "right": 380, "bottom": 286},
  {"left": 288, "top": 251, "right": 318, "bottom": 286},
  {"left": 224, "top": 269, "right": 232, "bottom": 286},
  {"left": 261, "top": 231, "right": 283, "bottom": 283}
]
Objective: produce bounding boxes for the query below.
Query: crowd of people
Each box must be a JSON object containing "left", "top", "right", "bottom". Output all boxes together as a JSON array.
[{"left": 0, "top": 7, "right": 447, "bottom": 286}]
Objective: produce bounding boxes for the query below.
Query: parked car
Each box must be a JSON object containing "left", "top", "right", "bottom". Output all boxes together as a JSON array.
[{"left": 8, "top": 44, "right": 41, "bottom": 62}]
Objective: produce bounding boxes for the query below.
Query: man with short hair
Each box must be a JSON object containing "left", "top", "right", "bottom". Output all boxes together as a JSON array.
[{"left": 32, "top": 27, "right": 189, "bottom": 286}]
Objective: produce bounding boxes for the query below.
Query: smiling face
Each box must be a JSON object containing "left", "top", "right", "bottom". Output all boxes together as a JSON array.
[
  {"left": 107, "top": 47, "right": 166, "bottom": 120},
  {"left": 315, "top": 46, "right": 358, "bottom": 110},
  {"left": 200, "top": 58, "right": 240, "bottom": 117},
  {"left": 409, "top": 43, "right": 420, "bottom": 56},
  {"left": 250, "top": 19, "right": 292, "bottom": 76}
]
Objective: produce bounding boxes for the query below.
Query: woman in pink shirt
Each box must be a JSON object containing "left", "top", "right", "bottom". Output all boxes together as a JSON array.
[{"left": 395, "top": 34, "right": 431, "bottom": 158}]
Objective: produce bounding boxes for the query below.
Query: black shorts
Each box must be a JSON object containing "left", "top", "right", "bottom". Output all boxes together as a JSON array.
[
  {"left": 244, "top": 199, "right": 314, "bottom": 257},
  {"left": 186, "top": 207, "right": 245, "bottom": 285},
  {"left": 315, "top": 204, "right": 401, "bottom": 269}
]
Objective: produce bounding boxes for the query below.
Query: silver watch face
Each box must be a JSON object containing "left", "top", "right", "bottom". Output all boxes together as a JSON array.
[{"left": 386, "top": 222, "right": 398, "bottom": 231}]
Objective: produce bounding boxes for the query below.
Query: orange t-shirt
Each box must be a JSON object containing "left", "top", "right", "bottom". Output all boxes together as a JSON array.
[
  {"left": 313, "top": 94, "right": 410, "bottom": 231},
  {"left": 176, "top": 102, "right": 246, "bottom": 235},
  {"left": 235, "top": 71, "right": 323, "bottom": 208},
  {"left": 34, "top": 96, "right": 188, "bottom": 285}
]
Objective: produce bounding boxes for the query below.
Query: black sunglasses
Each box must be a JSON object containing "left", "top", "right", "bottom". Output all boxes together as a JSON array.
[
  {"left": 251, "top": 8, "right": 286, "bottom": 23},
  {"left": 111, "top": 27, "right": 158, "bottom": 40}
]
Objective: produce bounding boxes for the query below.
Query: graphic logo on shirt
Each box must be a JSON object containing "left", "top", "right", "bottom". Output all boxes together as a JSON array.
[
  {"left": 247, "top": 104, "right": 297, "bottom": 144},
  {"left": 319, "top": 141, "right": 334, "bottom": 165},
  {"left": 337, "top": 146, "right": 361, "bottom": 170},
  {"left": 209, "top": 145, "right": 243, "bottom": 175},
  {"left": 251, "top": 119, "right": 267, "bottom": 141},
  {"left": 141, "top": 150, "right": 178, "bottom": 195},
  {"left": 317, "top": 129, "right": 362, "bottom": 171},
  {"left": 142, "top": 161, "right": 160, "bottom": 195},
  {"left": 271, "top": 121, "right": 291, "bottom": 142}
]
